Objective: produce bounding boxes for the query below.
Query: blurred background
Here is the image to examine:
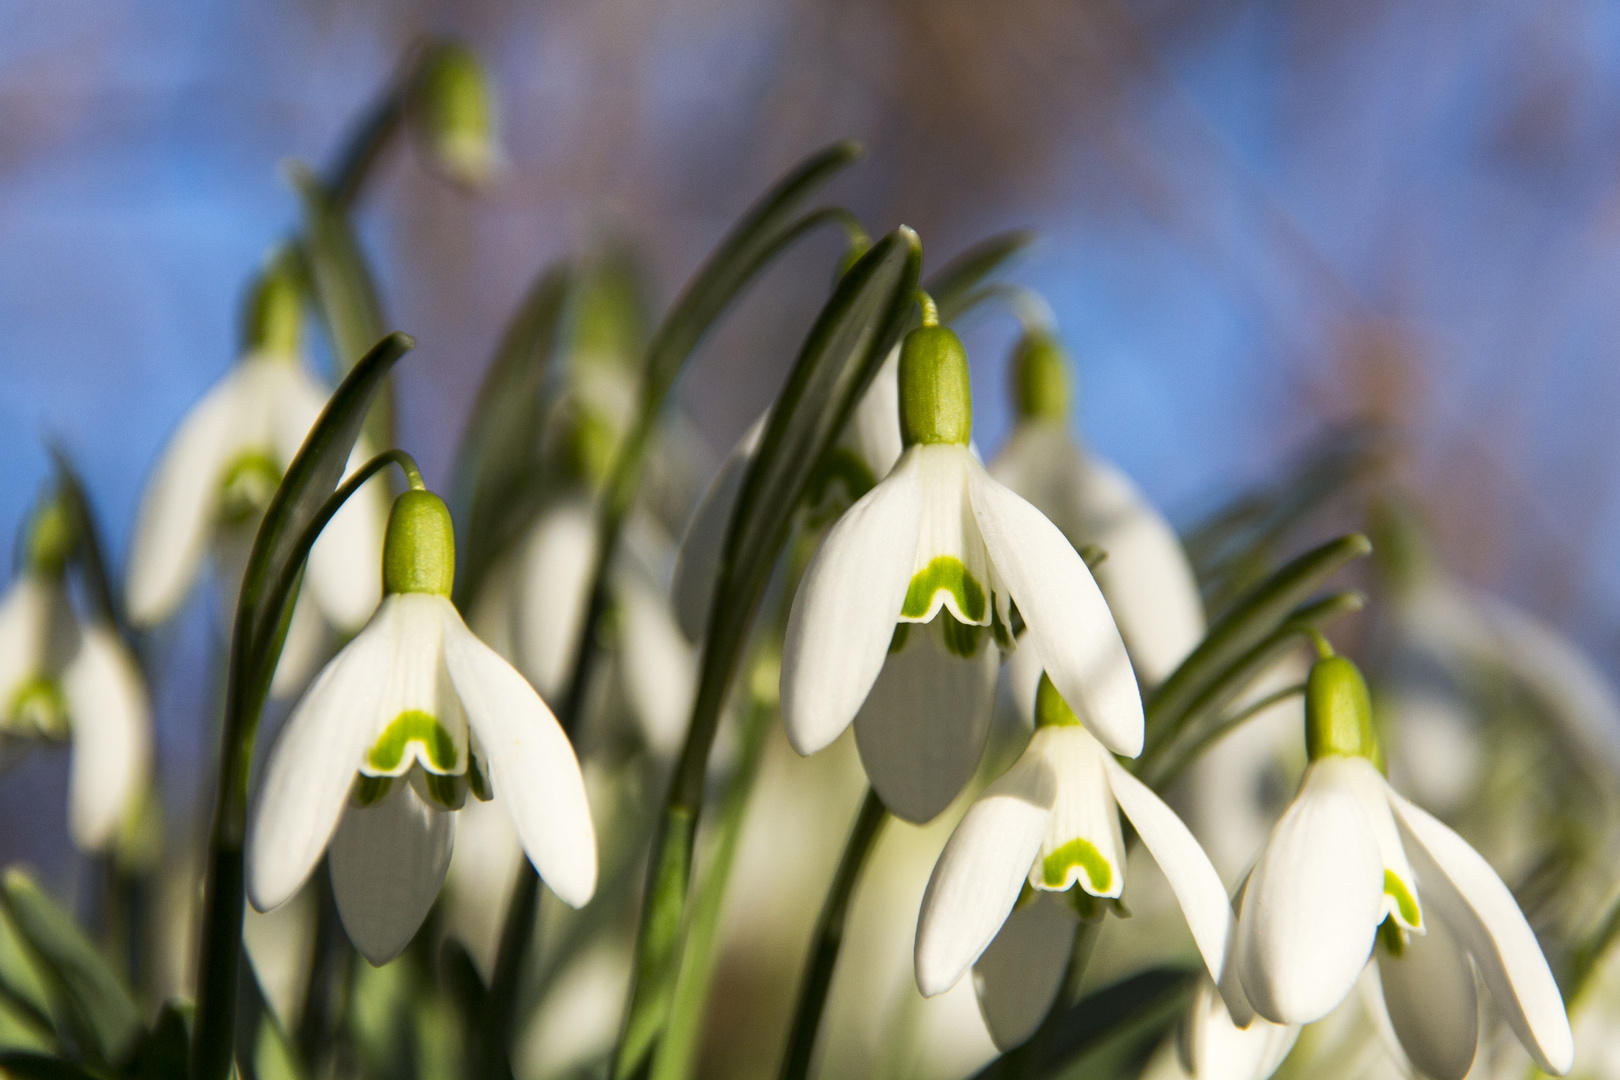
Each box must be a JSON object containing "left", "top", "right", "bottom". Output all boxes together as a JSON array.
[{"left": 4, "top": 0, "right": 1620, "bottom": 987}]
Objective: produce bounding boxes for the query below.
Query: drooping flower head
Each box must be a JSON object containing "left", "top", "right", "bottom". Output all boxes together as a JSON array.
[
  {"left": 248, "top": 483, "right": 597, "bottom": 965},
  {"left": 0, "top": 487, "right": 151, "bottom": 852},
  {"left": 413, "top": 42, "right": 500, "bottom": 191},
  {"left": 914, "top": 673, "right": 1232, "bottom": 1049},
  {"left": 128, "top": 257, "right": 385, "bottom": 691},
  {"left": 780, "top": 318, "right": 1142, "bottom": 823},
  {"left": 1232, "top": 652, "right": 1573, "bottom": 1078}
]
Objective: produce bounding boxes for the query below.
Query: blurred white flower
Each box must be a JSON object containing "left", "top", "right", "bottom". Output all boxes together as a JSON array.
[
  {"left": 915, "top": 674, "right": 1230, "bottom": 1049},
  {"left": 247, "top": 491, "right": 596, "bottom": 965}
]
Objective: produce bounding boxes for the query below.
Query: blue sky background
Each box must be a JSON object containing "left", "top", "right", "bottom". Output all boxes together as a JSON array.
[{"left": 5, "top": 0, "right": 1620, "bottom": 881}]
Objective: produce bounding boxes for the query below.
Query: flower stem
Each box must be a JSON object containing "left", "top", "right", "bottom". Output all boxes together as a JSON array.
[{"left": 777, "top": 789, "right": 888, "bottom": 1080}]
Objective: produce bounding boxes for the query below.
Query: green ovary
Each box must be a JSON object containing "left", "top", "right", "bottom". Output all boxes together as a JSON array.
[
  {"left": 1042, "top": 838, "right": 1112, "bottom": 893},
  {"left": 366, "top": 710, "right": 460, "bottom": 775},
  {"left": 901, "top": 556, "right": 986, "bottom": 624},
  {"left": 1384, "top": 869, "right": 1421, "bottom": 928}
]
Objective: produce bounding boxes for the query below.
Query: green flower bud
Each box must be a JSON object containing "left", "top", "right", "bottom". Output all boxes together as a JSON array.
[
  {"left": 25, "top": 494, "right": 74, "bottom": 578},
  {"left": 418, "top": 43, "right": 497, "bottom": 190},
  {"left": 1011, "top": 333, "right": 1072, "bottom": 422},
  {"left": 1304, "top": 654, "right": 1379, "bottom": 762},
  {"left": 382, "top": 490, "right": 456, "bottom": 598},
  {"left": 898, "top": 325, "right": 973, "bottom": 447},
  {"left": 242, "top": 255, "right": 302, "bottom": 358}
]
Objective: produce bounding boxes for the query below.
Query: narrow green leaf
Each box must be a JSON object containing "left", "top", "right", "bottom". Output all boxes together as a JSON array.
[
  {"left": 448, "top": 261, "right": 575, "bottom": 608},
  {"left": 613, "top": 227, "right": 921, "bottom": 1080},
  {"left": 45, "top": 445, "right": 120, "bottom": 630},
  {"left": 1144, "top": 533, "right": 1371, "bottom": 752},
  {"left": 0, "top": 870, "right": 140, "bottom": 1069},
  {"left": 128, "top": 1003, "right": 190, "bottom": 1080},
  {"left": 925, "top": 230, "right": 1037, "bottom": 324},
  {"left": 0, "top": 1051, "right": 105, "bottom": 1080},
  {"left": 0, "top": 898, "right": 55, "bottom": 1045}
]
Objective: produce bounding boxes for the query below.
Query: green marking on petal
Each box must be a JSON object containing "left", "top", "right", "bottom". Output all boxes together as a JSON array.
[
  {"left": 366, "top": 710, "right": 460, "bottom": 775},
  {"left": 1042, "top": 837, "right": 1112, "bottom": 894},
  {"left": 8, "top": 678, "right": 68, "bottom": 740},
  {"left": 468, "top": 754, "right": 493, "bottom": 801},
  {"left": 219, "top": 451, "right": 282, "bottom": 523},
  {"left": 424, "top": 772, "right": 465, "bottom": 810},
  {"left": 352, "top": 775, "right": 393, "bottom": 807},
  {"left": 940, "top": 612, "right": 982, "bottom": 658},
  {"left": 902, "top": 555, "right": 986, "bottom": 623},
  {"left": 888, "top": 623, "right": 910, "bottom": 655},
  {"left": 1384, "top": 869, "right": 1421, "bottom": 928},
  {"left": 1377, "top": 915, "right": 1405, "bottom": 958},
  {"left": 1035, "top": 673, "right": 1081, "bottom": 729},
  {"left": 990, "top": 596, "right": 1015, "bottom": 650}
]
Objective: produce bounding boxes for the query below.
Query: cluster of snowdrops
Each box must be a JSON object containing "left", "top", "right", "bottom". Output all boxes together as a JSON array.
[{"left": 1, "top": 38, "right": 1618, "bottom": 1080}]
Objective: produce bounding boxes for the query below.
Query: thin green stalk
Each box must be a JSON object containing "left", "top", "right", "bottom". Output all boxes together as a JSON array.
[
  {"left": 324, "top": 38, "right": 438, "bottom": 211},
  {"left": 777, "top": 789, "right": 888, "bottom": 1080}
]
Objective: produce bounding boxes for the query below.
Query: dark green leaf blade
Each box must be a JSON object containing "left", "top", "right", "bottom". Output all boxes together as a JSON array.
[
  {"left": 0, "top": 1050, "right": 105, "bottom": 1080},
  {"left": 0, "top": 870, "right": 140, "bottom": 1069},
  {"left": 288, "top": 165, "right": 387, "bottom": 375},
  {"left": 925, "top": 230, "right": 1037, "bottom": 324},
  {"left": 128, "top": 1003, "right": 190, "bottom": 1080},
  {"left": 45, "top": 445, "right": 120, "bottom": 630}
]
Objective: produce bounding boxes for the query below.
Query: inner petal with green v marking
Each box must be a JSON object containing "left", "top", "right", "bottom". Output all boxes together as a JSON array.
[
  {"left": 904, "top": 444, "right": 994, "bottom": 626},
  {"left": 1384, "top": 868, "right": 1422, "bottom": 931},
  {"left": 364, "top": 710, "right": 464, "bottom": 776},
  {"left": 1040, "top": 837, "right": 1113, "bottom": 893}
]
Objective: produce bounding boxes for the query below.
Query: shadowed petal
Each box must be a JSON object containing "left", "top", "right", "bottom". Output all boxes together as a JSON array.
[
  {"left": 514, "top": 499, "right": 597, "bottom": 701},
  {"left": 617, "top": 573, "right": 697, "bottom": 757},
  {"left": 442, "top": 604, "right": 597, "bottom": 908},
  {"left": 855, "top": 619, "right": 996, "bottom": 823},
  {"left": 1106, "top": 756, "right": 1230, "bottom": 984},
  {"left": 329, "top": 780, "right": 455, "bottom": 965},
  {"left": 915, "top": 749, "right": 1056, "bottom": 997},
  {"left": 781, "top": 450, "right": 923, "bottom": 757},
  {"left": 969, "top": 466, "right": 1142, "bottom": 757},
  {"left": 248, "top": 604, "right": 396, "bottom": 912},
  {"left": 672, "top": 417, "right": 765, "bottom": 641},
  {"left": 61, "top": 627, "right": 152, "bottom": 852},
  {"left": 1236, "top": 757, "right": 1384, "bottom": 1025},
  {"left": 972, "top": 891, "right": 1077, "bottom": 1050},
  {"left": 1339, "top": 757, "right": 1422, "bottom": 931},
  {"left": 0, "top": 576, "right": 65, "bottom": 709},
  {"left": 127, "top": 367, "right": 251, "bottom": 625},
  {"left": 1378, "top": 918, "right": 1478, "bottom": 1080},
  {"left": 1178, "top": 977, "right": 1298, "bottom": 1080},
  {"left": 1390, "top": 792, "right": 1572, "bottom": 1075}
]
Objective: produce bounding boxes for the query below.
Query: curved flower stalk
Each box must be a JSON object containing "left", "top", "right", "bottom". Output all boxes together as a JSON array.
[
  {"left": 1231, "top": 653, "right": 1573, "bottom": 1078},
  {"left": 0, "top": 492, "right": 152, "bottom": 852},
  {"left": 914, "top": 673, "right": 1231, "bottom": 1049},
  {"left": 127, "top": 263, "right": 386, "bottom": 694},
  {"left": 990, "top": 333, "right": 1205, "bottom": 688},
  {"left": 781, "top": 320, "right": 1140, "bottom": 827},
  {"left": 248, "top": 485, "right": 596, "bottom": 965}
]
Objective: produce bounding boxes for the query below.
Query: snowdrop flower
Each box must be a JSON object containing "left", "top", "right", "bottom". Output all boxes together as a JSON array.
[
  {"left": 127, "top": 264, "right": 384, "bottom": 689},
  {"left": 414, "top": 43, "right": 500, "bottom": 191},
  {"left": 782, "top": 320, "right": 1141, "bottom": 826},
  {"left": 1232, "top": 653, "right": 1573, "bottom": 1077},
  {"left": 1168, "top": 978, "right": 1297, "bottom": 1080},
  {"left": 914, "top": 674, "right": 1231, "bottom": 1049},
  {"left": 0, "top": 493, "right": 151, "bottom": 852},
  {"left": 248, "top": 485, "right": 596, "bottom": 965},
  {"left": 990, "top": 333, "right": 1204, "bottom": 687}
]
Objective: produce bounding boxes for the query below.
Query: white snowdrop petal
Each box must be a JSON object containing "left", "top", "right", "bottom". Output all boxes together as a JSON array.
[
  {"left": 915, "top": 749, "right": 1056, "bottom": 997},
  {"left": 268, "top": 585, "right": 329, "bottom": 700},
  {"left": 907, "top": 446, "right": 995, "bottom": 627},
  {"left": 247, "top": 603, "right": 397, "bottom": 912},
  {"left": 841, "top": 346, "right": 902, "bottom": 481},
  {"left": 616, "top": 574, "right": 697, "bottom": 758},
  {"left": 1105, "top": 756, "right": 1231, "bottom": 984},
  {"left": 1033, "top": 727, "right": 1124, "bottom": 896},
  {"left": 329, "top": 780, "right": 455, "bottom": 965},
  {"left": 1339, "top": 757, "right": 1423, "bottom": 931},
  {"left": 1378, "top": 918, "right": 1478, "bottom": 1080},
  {"left": 514, "top": 499, "right": 598, "bottom": 701},
  {"left": 0, "top": 576, "right": 54, "bottom": 707},
  {"left": 1389, "top": 792, "right": 1573, "bottom": 1075},
  {"left": 442, "top": 605, "right": 597, "bottom": 908},
  {"left": 1236, "top": 758, "right": 1384, "bottom": 1025},
  {"left": 61, "top": 627, "right": 152, "bottom": 852},
  {"left": 969, "top": 466, "right": 1142, "bottom": 757},
  {"left": 671, "top": 417, "right": 765, "bottom": 642},
  {"left": 127, "top": 367, "right": 251, "bottom": 625},
  {"left": 854, "top": 621, "right": 996, "bottom": 824},
  {"left": 1181, "top": 978, "right": 1299, "bottom": 1080},
  {"left": 971, "top": 891, "right": 1078, "bottom": 1051},
  {"left": 781, "top": 450, "right": 923, "bottom": 757}
]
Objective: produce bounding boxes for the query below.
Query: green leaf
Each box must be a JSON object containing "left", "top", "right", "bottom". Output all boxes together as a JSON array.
[
  {"left": 0, "top": 1051, "right": 105, "bottom": 1080},
  {"left": 1144, "top": 533, "right": 1371, "bottom": 755},
  {"left": 0, "top": 870, "right": 140, "bottom": 1069},
  {"left": 288, "top": 164, "right": 393, "bottom": 449},
  {"left": 128, "top": 1003, "right": 189, "bottom": 1080},
  {"left": 970, "top": 967, "right": 1196, "bottom": 1080},
  {"left": 448, "top": 260, "right": 575, "bottom": 609},
  {"left": 45, "top": 445, "right": 120, "bottom": 630},
  {"left": 925, "top": 230, "right": 1036, "bottom": 324},
  {"left": 0, "top": 903, "right": 56, "bottom": 1049},
  {"left": 613, "top": 227, "right": 921, "bottom": 1080}
]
